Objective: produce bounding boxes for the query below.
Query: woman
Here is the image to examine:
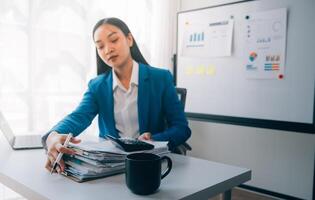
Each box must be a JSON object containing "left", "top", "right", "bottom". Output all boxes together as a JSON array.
[{"left": 43, "top": 17, "right": 191, "bottom": 173}]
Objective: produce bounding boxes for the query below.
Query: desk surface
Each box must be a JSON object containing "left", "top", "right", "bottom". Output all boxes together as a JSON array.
[{"left": 0, "top": 135, "right": 251, "bottom": 200}]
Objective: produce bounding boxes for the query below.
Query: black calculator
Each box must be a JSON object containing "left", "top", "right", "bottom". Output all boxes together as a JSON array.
[{"left": 106, "top": 135, "right": 154, "bottom": 152}]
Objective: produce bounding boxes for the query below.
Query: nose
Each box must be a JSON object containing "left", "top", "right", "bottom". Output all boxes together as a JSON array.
[{"left": 105, "top": 45, "right": 114, "bottom": 55}]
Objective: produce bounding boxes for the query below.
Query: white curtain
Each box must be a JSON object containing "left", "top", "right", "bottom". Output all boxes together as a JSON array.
[{"left": 0, "top": 0, "right": 179, "bottom": 135}]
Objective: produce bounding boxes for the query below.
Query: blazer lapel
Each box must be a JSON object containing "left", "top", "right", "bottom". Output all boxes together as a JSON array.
[
  {"left": 138, "top": 64, "right": 150, "bottom": 133},
  {"left": 103, "top": 72, "right": 119, "bottom": 137}
]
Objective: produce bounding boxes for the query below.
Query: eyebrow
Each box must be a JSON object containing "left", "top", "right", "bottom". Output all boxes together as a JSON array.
[
  {"left": 95, "top": 32, "right": 118, "bottom": 43},
  {"left": 107, "top": 32, "right": 117, "bottom": 38}
]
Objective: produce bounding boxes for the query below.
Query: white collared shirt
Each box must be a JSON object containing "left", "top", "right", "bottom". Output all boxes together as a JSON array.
[{"left": 112, "top": 60, "right": 139, "bottom": 138}]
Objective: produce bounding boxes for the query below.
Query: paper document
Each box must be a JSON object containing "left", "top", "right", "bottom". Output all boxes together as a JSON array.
[
  {"left": 63, "top": 140, "right": 170, "bottom": 182},
  {"left": 244, "top": 8, "right": 287, "bottom": 79},
  {"left": 69, "top": 140, "right": 169, "bottom": 155},
  {"left": 181, "top": 19, "right": 234, "bottom": 58}
]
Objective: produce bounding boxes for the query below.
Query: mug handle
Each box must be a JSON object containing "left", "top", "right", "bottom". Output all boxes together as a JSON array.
[{"left": 161, "top": 156, "right": 172, "bottom": 179}]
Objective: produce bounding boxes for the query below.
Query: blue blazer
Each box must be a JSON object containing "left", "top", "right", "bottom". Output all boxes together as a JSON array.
[{"left": 49, "top": 63, "right": 191, "bottom": 149}]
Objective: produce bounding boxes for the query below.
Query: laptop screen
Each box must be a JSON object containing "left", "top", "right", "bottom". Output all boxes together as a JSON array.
[{"left": 0, "top": 111, "right": 15, "bottom": 144}]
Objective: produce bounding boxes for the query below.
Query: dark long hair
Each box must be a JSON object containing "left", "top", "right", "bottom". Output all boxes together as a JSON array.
[{"left": 93, "top": 17, "right": 148, "bottom": 75}]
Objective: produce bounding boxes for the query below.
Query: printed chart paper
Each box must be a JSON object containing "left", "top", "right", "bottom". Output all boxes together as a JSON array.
[
  {"left": 181, "top": 19, "right": 234, "bottom": 58},
  {"left": 244, "top": 8, "right": 287, "bottom": 79}
]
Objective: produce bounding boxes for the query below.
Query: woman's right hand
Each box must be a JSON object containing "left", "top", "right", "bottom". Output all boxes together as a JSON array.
[{"left": 45, "top": 131, "right": 81, "bottom": 173}]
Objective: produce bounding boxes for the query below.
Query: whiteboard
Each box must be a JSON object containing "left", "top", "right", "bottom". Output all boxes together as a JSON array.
[{"left": 176, "top": 0, "right": 315, "bottom": 133}]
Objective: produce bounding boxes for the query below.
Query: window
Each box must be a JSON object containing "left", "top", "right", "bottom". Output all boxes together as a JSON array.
[{"left": 0, "top": 0, "right": 179, "bottom": 135}]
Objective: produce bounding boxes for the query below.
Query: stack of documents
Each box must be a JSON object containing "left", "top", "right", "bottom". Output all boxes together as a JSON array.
[{"left": 62, "top": 140, "right": 169, "bottom": 182}]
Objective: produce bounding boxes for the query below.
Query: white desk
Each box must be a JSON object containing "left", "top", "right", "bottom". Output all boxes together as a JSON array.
[{"left": 0, "top": 135, "right": 251, "bottom": 200}]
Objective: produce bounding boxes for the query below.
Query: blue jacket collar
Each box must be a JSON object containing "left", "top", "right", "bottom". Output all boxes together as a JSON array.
[
  {"left": 103, "top": 63, "right": 150, "bottom": 137},
  {"left": 138, "top": 63, "right": 150, "bottom": 134}
]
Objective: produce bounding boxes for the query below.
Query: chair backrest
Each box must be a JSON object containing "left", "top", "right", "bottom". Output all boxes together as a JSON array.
[
  {"left": 176, "top": 87, "right": 187, "bottom": 109},
  {"left": 173, "top": 87, "right": 192, "bottom": 155}
]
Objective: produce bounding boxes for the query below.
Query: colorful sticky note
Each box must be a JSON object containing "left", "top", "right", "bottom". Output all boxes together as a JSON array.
[{"left": 207, "top": 65, "right": 216, "bottom": 76}]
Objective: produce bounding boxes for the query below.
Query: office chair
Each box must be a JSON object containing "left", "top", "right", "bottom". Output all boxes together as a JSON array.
[
  {"left": 172, "top": 87, "right": 192, "bottom": 155},
  {"left": 96, "top": 56, "right": 191, "bottom": 155}
]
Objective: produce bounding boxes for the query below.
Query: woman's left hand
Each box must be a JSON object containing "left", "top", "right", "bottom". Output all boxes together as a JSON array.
[{"left": 138, "top": 132, "right": 152, "bottom": 141}]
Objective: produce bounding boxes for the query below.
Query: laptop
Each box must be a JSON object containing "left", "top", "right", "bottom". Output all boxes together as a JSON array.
[{"left": 0, "top": 112, "right": 43, "bottom": 150}]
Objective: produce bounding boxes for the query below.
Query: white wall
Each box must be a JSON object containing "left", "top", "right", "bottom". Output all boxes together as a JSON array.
[{"left": 180, "top": 0, "right": 315, "bottom": 199}]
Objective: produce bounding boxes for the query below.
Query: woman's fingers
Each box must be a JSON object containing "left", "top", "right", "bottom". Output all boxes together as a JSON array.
[
  {"left": 55, "top": 143, "right": 76, "bottom": 155},
  {"left": 58, "top": 159, "right": 65, "bottom": 172},
  {"left": 45, "top": 158, "right": 61, "bottom": 174},
  {"left": 56, "top": 134, "right": 80, "bottom": 154},
  {"left": 46, "top": 149, "right": 67, "bottom": 173},
  {"left": 45, "top": 157, "right": 52, "bottom": 172},
  {"left": 56, "top": 165, "right": 61, "bottom": 174},
  {"left": 47, "top": 142, "right": 71, "bottom": 173},
  {"left": 48, "top": 149, "right": 58, "bottom": 159},
  {"left": 45, "top": 154, "right": 55, "bottom": 172},
  {"left": 143, "top": 132, "right": 151, "bottom": 140},
  {"left": 54, "top": 143, "right": 75, "bottom": 172},
  {"left": 45, "top": 132, "right": 78, "bottom": 173},
  {"left": 138, "top": 132, "right": 152, "bottom": 141},
  {"left": 70, "top": 137, "right": 81, "bottom": 144}
]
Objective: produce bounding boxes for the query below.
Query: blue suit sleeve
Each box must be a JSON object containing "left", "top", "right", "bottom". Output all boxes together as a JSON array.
[
  {"left": 151, "top": 71, "right": 191, "bottom": 148},
  {"left": 49, "top": 80, "right": 99, "bottom": 137}
]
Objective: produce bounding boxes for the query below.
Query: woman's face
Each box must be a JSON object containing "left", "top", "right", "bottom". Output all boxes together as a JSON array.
[{"left": 94, "top": 24, "right": 133, "bottom": 69}]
